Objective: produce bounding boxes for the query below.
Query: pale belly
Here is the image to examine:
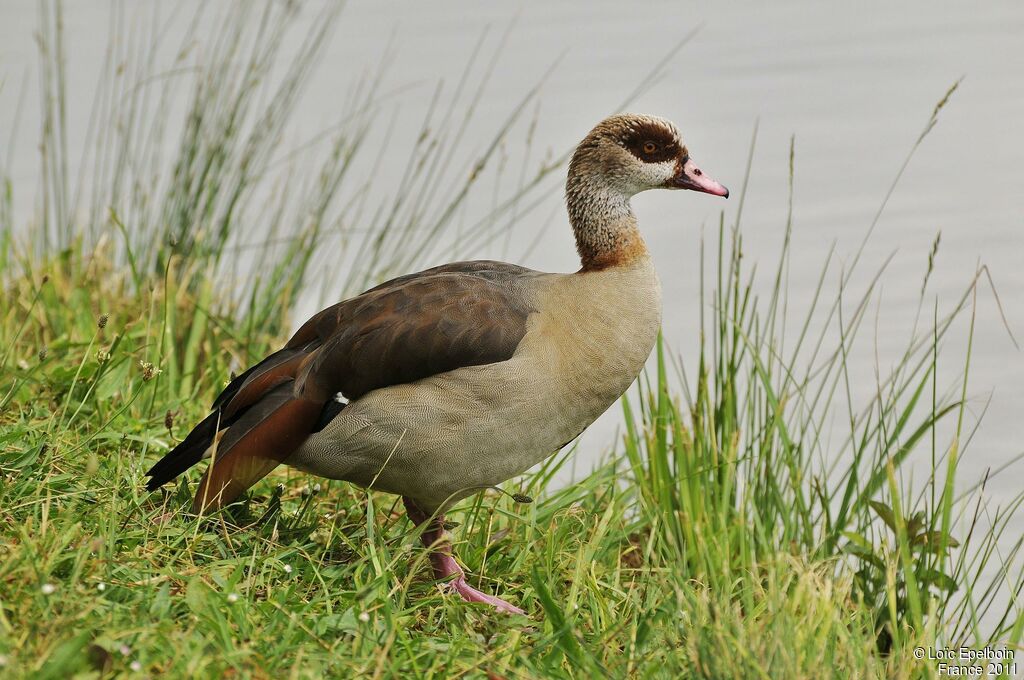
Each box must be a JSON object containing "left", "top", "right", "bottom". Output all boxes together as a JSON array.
[
  {"left": 288, "top": 258, "right": 661, "bottom": 511},
  {"left": 288, "top": 359, "right": 590, "bottom": 508}
]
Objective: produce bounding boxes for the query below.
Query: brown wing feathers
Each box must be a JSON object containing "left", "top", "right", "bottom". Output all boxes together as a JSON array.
[
  {"left": 296, "top": 270, "right": 533, "bottom": 401},
  {"left": 142, "top": 344, "right": 320, "bottom": 497},
  {"left": 143, "top": 261, "right": 534, "bottom": 511},
  {"left": 191, "top": 382, "right": 322, "bottom": 512}
]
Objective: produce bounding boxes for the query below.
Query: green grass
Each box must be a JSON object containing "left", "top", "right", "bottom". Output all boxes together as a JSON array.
[
  {"left": 2, "top": 224, "right": 1021, "bottom": 678},
  {"left": 2, "top": 1, "right": 1023, "bottom": 678}
]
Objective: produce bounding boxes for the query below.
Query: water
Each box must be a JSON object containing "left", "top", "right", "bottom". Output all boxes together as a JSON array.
[{"left": 2, "top": 1, "right": 1022, "bottom": 543}]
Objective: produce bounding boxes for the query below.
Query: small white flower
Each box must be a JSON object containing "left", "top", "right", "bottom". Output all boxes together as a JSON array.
[
  {"left": 312, "top": 483, "right": 321, "bottom": 493},
  {"left": 40, "top": 583, "right": 56, "bottom": 595},
  {"left": 358, "top": 611, "right": 370, "bottom": 622},
  {"left": 227, "top": 592, "right": 239, "bottom": 603},
  {"left": 119, "top": 645, "right": 131, "bottom": 657},
  {"left": 130, "top": 660, "right": 141, "bottom": 672},
  {"left": 97, "top": 582, "right": 106, "bottom": 592},
  {"left": 283, "top": 564, "right": 293, "bottom": 574}
]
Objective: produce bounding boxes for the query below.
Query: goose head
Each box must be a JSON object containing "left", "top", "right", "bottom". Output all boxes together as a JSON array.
[
  {"left": 568, "top": 113, "right": 729, "bottom": 199},
  {"left": 567, "top": 113, "right": 728, "bottom": 270}
]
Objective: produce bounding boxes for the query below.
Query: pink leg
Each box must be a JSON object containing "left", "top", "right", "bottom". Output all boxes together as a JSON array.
[{"left": 403, "top": 497, "right": 524, "bottom": 615}]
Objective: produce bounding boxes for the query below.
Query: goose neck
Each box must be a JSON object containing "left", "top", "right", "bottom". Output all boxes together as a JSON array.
[{"left": 566, "top": 176, "right": 647, "bottom": 271}]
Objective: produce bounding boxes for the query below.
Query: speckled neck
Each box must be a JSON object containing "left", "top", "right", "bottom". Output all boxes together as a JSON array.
[{"left": 566, "top": 175, "right": 648, "bottom": 271}]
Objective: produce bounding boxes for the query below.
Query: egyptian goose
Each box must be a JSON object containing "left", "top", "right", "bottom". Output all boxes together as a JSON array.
[{"left": 145, "top": 113, "right": 728, "bottom": 613}]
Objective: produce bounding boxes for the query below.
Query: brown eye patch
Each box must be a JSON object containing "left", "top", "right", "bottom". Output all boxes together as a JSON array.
[{"left": 623, "top": 122, "right": 681, "bottom": 163}]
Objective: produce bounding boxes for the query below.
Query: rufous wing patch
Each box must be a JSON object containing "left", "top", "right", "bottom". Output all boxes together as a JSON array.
[
  {"left": 221, "top": 343, "right": 317, "bottom": 419},
  {"left": 193, "top": 383, "right": 321, "bottom": 512}
]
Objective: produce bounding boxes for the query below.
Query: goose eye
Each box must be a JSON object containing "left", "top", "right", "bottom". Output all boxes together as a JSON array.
[{"left": 642, "top": 141, "right": 657, "bottom": 154}]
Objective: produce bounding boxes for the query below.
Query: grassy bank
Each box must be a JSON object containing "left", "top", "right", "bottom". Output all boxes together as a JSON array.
[
  {"left": 2, "top": 1, "right": 1023, "bottom": 678},
  {"left": 0, "top": 225, "right": 1019, "bottom": 675},
  {"left": 1, "top": 222, "right": 1021, "bottom": 678}
]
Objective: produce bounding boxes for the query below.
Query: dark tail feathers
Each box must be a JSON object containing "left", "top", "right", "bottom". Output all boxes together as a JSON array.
[{"left": 145, "top": 410, "right": 223, "bottom": 491}]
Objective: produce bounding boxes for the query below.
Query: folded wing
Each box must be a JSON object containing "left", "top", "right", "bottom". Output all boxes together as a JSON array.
[{"left": 144, "top": 261, "right": 536, "bottom": 511}]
